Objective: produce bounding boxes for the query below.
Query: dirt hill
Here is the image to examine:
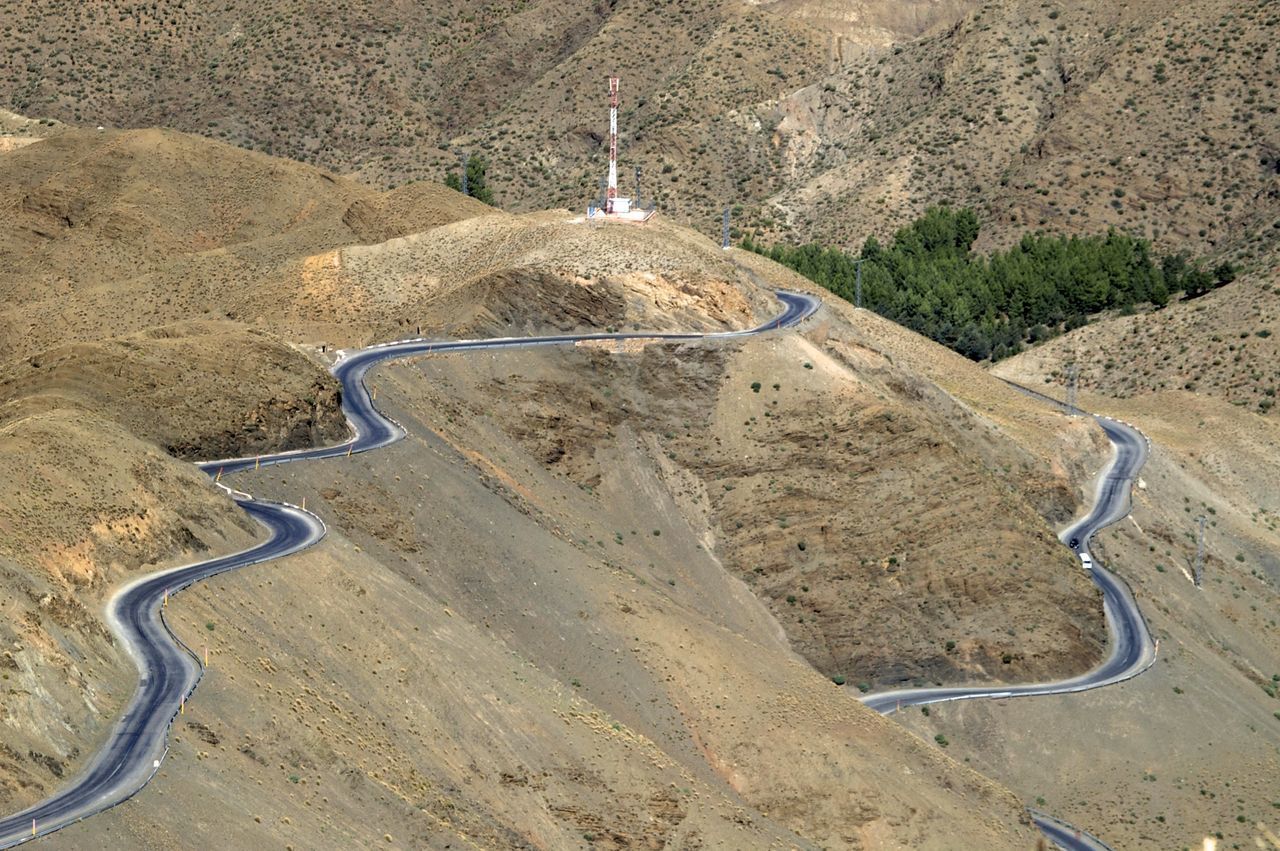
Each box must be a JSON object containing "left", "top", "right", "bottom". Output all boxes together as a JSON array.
[
  {"left": 0, "top": 126, "right": 492, "bottom": 359},
  {"left": 994, "top": 258, "right": 1280, "bottom": 415},
  {"left": 1, "top": 0, "right": 1274, "bottom": 261},
  {"left": 976, "top": 242, "right": 1280, "bottom": 847},
  {"left": 0, "top": 125, "right": 1119, "bottom": 847}
]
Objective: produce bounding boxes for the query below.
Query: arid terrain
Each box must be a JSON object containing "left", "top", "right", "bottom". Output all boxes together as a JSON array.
[
  {"left": 1, "top": 0, "right": 1277, "bottom": 258},
  {"left": 972, "top": 252, "right": 1280, "bottom": 848},
  {"left": 0, "top": 125, "right": 1125, "bottom": 848},
  {"left": 1, "top": 0, "right": 1278, "bottom": 846}
]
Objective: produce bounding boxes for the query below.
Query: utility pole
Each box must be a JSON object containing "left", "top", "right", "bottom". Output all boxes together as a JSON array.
[
  {"left": 1194, "top": 514, "right": 1206, "bottom": 588},
  {"left": 635, "top": 165, "right": 642, "bottom": 209},
  {"left": 1066, "top": 364, "right": 1079, "bottom": 415},
  {"left": 458, "top": 152, "right": 469, "bottom": 197}
]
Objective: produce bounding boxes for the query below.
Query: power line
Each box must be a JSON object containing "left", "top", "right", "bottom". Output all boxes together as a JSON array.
[
  {"left": 840, "top": 253, "right": 868, "bottom": 308},
  {"left": 1066, "top": 364, "right": 1079, "bottom": 416},
  {"left": 1194, "top": 514, "right": 1206, "bottom": 588}
]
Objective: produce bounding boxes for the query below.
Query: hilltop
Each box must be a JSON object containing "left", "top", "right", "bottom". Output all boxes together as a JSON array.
[{"left": 0, "top": 125, "right": 1118, "bottom": 848}]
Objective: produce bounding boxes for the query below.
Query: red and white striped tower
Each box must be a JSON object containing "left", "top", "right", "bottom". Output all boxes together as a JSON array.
[{"left": 606, "top": 76, "right": 620, "bottom": 213}]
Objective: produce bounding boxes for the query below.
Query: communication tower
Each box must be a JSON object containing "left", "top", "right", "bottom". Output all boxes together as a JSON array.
[{"left": 586, "top": 76, "right": 655, "bottom": 222}]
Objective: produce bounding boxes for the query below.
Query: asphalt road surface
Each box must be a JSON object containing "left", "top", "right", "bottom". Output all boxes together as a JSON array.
[
  {"left": 862, "top": 415, "right": 1154, "bottom": 714},
  {"left": 0, "top": 290, "right": 817, "bottom": 848},
  {"left": 0, "top": 289, "right": 1145, "bottom": 851},
  {"left": 0, "top": 498, "right": 324, "bottom": 848},
  {"left": 201, "top": 289, "right": 819, "bottom": 476},
  {"left": 861, "top": 412, "right": 1153, "bottom": 851}
]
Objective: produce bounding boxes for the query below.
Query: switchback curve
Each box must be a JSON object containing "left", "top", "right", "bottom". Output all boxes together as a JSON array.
[{"left": 0, "top": 290, "right": 1146, "bottom": 850}]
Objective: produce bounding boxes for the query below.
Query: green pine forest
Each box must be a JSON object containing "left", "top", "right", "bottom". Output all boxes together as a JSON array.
[
  {"left": 744, "top": 206, "right": 1235, "bottom": 361},
  {"left": 444, "top": 154, "right": 496, "bottom": 205}
]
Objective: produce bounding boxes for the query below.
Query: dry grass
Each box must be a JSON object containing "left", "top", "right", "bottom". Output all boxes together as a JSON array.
[{"left": 0, "top": 1, "right": 1274, "bottom": 262}]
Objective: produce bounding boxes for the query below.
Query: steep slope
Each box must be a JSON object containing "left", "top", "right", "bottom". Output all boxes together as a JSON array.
[
  {"left": 0, "top": 409, "right": 257, "bottom": 808},
  {"left": 41, "top": 355, "right": 1043, "bottom": 850},
  {"left": 0, "top": 128, "right": 489, "bottom": 818},
  {"left": 436, "top": 310, "right": 1107, "bottom": 689},
  {"left": 0, "top": 126, "right": 1107, "bottom": 847},
  {"left": 760, "top": 0, "right": 1280, "bottom": 255},
  {"left": 994, "top": 261, "right": 1280, "bottom": 415},
  {"left": 2, "top": 1, "right": 1275, "bottom": 260},
  {"left": 902, "top": 382, "right": 1280, "bottom": 849},
  {"left": 944, "top": 229, "right": 1280, "bottom": 851}
]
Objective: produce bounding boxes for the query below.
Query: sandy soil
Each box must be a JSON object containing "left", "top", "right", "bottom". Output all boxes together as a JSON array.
[
  {"left": 0, "top": 123, "right": 1187, "bottom": 848},
  {"left": 42, "top": 356, "right": 1038, "bottom": 849}
]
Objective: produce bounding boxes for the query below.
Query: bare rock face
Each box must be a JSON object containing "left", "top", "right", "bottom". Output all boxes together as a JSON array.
[
  {"left": 470, "top": 267, "right": 629, "bottom": 333},
  {"left": 166, "top": 377, "right": 346, "bottom": 461},
  {"left": 1, "top": 322, "right": 350, "bottom": 465},
  {"left": 437, "top": 307, "right": 1107, "bottom": 691}
]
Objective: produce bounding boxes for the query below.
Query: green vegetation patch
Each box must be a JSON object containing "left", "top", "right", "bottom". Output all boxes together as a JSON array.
[
  {"left": 444, "top": 154, "right": 496, "bottom": 205},
  {"left": 745, "top": 206, "right": 1234, "bottom": 361}
]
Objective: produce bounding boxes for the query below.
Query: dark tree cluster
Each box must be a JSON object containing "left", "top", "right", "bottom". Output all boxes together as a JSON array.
[
  {"left": 744, "top": 206, "right": 1234, "bottom": 361},
  {"left": 444, "top": 154, "right": 496, "bottom": 205}
]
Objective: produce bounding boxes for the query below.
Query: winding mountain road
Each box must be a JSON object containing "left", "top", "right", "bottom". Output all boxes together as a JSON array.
[
  {"left": 860, "top": 413, "right": 1154, "bottom": 851},
  {"left": 0, "top": 288, "right": 1148, "bottom": 850},
  {"left": 0, "top": 291, "right": 817, "bottom": 848},
  {"left": 861, "top": 415, "right": 1154, "bottom": 713},
  {"left": 0, "top": 499, "right": 324, "bottom": 848}
]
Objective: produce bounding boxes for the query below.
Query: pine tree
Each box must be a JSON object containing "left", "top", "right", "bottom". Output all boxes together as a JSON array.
[
  {"left": 744, "top": 206, "right": 1218, "bottom": 362},
  {"left": 445, "top": 155, "right": 496, "bottom": 206}
]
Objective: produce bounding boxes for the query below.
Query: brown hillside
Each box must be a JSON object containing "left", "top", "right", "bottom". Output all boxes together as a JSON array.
[
  {"left": 994, "top": 261, "right": 1280, "bottom": 414},
  {"left": 0, "top": 127, "right": 491, "bottom": 358},
  {"left": 939, "top": 328, "right": 1280, "bottom": 849},
  {"left": 0, "top": 126, "right": 1089, "bottom": 847},
  {"left": 761, "top": 0, "right": 1280, "bottom": 256},
  {"left": 1, "top": 1, "right": 1275, "bottom": 261}
]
